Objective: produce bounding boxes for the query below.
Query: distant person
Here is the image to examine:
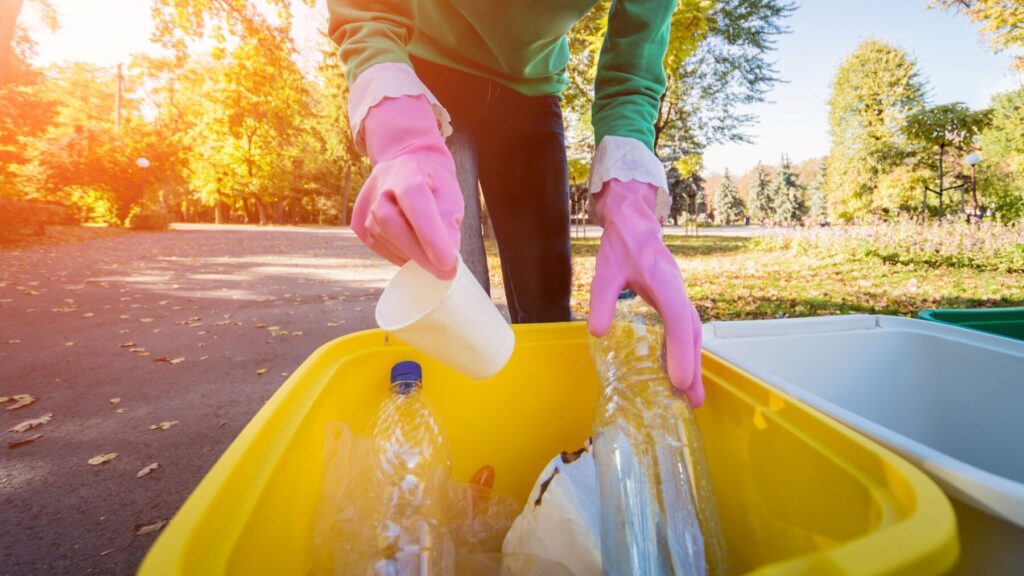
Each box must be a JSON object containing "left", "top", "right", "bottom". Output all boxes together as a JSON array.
[{"left": 328, "top": 1, "right": 705, "bottom": 405}]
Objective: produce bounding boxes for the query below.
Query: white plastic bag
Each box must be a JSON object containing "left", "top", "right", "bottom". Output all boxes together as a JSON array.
[{"left": 502, "top": 443, "right": 602, "bottom": 576}]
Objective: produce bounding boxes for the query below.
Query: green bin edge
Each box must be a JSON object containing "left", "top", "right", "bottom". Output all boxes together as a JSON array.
[{"left": 918, "top": 307, "right": 1024, "bottom": 342}]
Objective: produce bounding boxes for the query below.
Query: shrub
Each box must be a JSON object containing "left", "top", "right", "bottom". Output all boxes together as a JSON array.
[
  {"left": 0, "top": 198, "right": 76, "bottom": 240},
  {"left": 68, "top": 187, "right": 119, "bottom": 225},
  {"left": 126, "top": 211, "right": 172, "bottom": 231},
  {"left": 751, "top": 219, "right": 1024, "bottom": 273}
]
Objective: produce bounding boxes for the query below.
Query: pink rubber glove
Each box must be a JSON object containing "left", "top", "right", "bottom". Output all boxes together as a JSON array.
[
  {"left": 588, "top": 179, "right": 705, "bottom": 407},
  {"left": 352, "top": 95, "right": 464, "bottom": 280}
]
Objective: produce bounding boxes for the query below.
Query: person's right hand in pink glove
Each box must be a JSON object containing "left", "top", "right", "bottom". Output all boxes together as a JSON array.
[
  {"left": 587, "top": 178, "right": 705, "bottom": 407},
  {"left": 352, "top": 95, "right": 464, "bottom": 280}
]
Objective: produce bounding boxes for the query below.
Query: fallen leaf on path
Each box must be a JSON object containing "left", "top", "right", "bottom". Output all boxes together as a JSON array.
[
  {"left": 136, "top": 463, "right": 159, "bottom": 478},
  {"left": 81, "top": 312, "right": 95, "bottom": 318},
  {"left": 88, "top": 453, "right": 118, "bottom": 465},
  {"left": 8, "top": 413, "right": 53, "bottom": 433},
  {"left": 169, "top": 357, "right": 184, "bottom": 364},
  {"left": 154, "top": 356, "right": 185, "bottom": 364},
  {"left": 128, "top": 348, "right": 145, "bottom": 353},
  {"left": 64, "top": 341, "right": 75, "bottom": 347},
  {"left": 140, "top": 318, "right": 154, "bottom": 323},
  {"left": 120, "top": 342, "right": 136, "bottom": 348},
  {"left": 136, "top": 352, "right": 150, "bottom": 357},
  {"left": 110, "top": 398, "right": 121, "bottom": 404},
  {"left": 255, "top": 368, "right": 267, "bottom": 376},
  {"left": 115, "top": 408, "right": 125, "bottom": 414},
  {"left": 7, "top": 339, "right": 22, "bottom": 344},
  {"left": 6, "top": 394, "right": 37, "bottom": 411},
  {"left": 255, "top": 323, "right": 267, "bottom": 328},
  {"left": 148, "top": 421, "right": 178, "bottom": 430},
  {"left": 135, "top": 520, "right": 167, "bottom": 535},
  {"left": 291, "top": 331, "right": 303, "bottom": 336},
  {"left": 267, "top": 326, "right": 281, "bottom": 331},
  {"left": 7, "top": 434, "right": 43, "bottom": 449},
  {"left": 99, "top": 549, "right": 114, "bottom": 556},
  {"left": 199, "top": 356, "right": 209, "bottom": 360}
]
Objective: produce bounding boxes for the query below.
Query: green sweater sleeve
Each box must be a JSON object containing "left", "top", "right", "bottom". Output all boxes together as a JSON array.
[
  {"left": 591, "top": 0, "right": 674, "bottom": 151},
  {"left": 327, "top": 0, "right": 415, "bottom": 85}
]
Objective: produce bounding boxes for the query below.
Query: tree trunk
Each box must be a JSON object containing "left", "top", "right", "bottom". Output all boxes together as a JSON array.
[
  {"left": 937, "top": 143, "right": 945, "bottom": 219},
  {"left": 653, "top": 90, "right": 668, "bottom": 152},
  {"left": 481, "top": 185, "right": 494, "bottom": 241},
  {"left": 242, "top": 198, "right": 255, "bottom": 223},
  {"left": 215, "top": 200, "right": 226, "bottom": 224},
  {"left": 254, "top": 197, "right": 268, "bottom": 225},
  {"left": 0, "top": 0, "right": 24, "bottom": 85},
  {"left": 275, "top": 200, "right": 285, "bottom": 224},
  {"left": 339, "top": 168, "right": 351, "bottom": 226}
]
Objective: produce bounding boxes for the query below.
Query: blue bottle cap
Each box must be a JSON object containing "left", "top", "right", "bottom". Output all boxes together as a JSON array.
[{"left": 390, "top": 361, "right": 422, "bottom": 384}]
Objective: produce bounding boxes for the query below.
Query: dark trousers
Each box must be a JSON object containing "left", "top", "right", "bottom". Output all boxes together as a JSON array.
[{"left": 414, "top": 58, "right": 572, "bottom": 324}]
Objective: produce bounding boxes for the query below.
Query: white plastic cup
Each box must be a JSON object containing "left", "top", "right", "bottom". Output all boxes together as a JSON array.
[{"left": 375, "top": 256, "right": 515, "bottom": 380}]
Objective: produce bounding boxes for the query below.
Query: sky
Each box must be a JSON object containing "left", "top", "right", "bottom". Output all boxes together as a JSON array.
[
  {"left": 701, "top": 0, "right": 1021, "bottom": 176},
  {"left": 24, "top": 0, "right": 1023, "bottom": 176},
  {"left": 26, "top": 0, "right": 328, "bottom": 74}
]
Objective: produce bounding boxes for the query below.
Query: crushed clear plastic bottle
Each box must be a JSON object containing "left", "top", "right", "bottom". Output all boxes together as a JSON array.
[
  {"left": 369, "top": 360, "right": 454, "bottom": 575},
  {"left": 589, "top": 293, "right": 729, "bottom": 576}
]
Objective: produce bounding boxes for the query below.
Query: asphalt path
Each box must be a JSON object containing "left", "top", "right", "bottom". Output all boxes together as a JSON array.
[{"left": 1, "top": 224, "right": 393, "bottom": 575}]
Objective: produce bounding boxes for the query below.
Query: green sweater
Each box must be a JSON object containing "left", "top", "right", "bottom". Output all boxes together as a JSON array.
[{"left": 327, "top": 0, "right": 674, "bottom": 151}]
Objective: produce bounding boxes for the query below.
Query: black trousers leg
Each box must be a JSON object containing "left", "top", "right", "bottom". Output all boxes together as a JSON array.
[
  {"left": 475, "top": 93, "right": 572, "bottom": 324},
  {"left": 412, "top": 57, "right": 571, "bottom": 324}
]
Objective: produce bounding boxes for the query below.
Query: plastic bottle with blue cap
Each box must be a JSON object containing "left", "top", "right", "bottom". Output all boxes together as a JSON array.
[{"left": 368, "top": 360, "right": 454, "bottom": 575}]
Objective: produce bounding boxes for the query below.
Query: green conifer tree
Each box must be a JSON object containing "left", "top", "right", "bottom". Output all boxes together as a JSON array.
[
  {"left": 713, "top": 169, "right": 746, "bottom": 225},
  {"left": 748, "top": 163, "right": 773, "bottom": 223},
  {"left": 772, "top": 155, "right": 805, "bottom": 225},
  {"left": 809, "top": 164, "right": 829, "bottom": 224}
]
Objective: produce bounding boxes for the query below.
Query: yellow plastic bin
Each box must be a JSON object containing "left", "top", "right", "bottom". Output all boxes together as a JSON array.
[{"left": 139, "top": 323, "right": 957, "bottom": 575}]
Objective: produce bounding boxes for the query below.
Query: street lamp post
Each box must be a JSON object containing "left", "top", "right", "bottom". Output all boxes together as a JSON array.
[
  {"left": 136, "top": 157, "right": 150, "bottom": 210},
  {"left": 964, "top": 152, "right": 981, "bottom": 222}
]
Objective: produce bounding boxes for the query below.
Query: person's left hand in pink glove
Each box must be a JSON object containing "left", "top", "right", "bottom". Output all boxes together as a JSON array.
[{"left": 587, "top": 178, "right": 705, "bottom": 407}]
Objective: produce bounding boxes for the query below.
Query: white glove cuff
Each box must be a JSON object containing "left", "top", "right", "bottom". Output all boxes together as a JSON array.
[{"left": 588, "top": 135, "right": 670, "bottom": 223}]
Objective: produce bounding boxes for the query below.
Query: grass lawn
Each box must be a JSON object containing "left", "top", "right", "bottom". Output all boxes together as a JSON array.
[{"left": 489, "top": 234, "right": 1024, "bottom": 321}]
